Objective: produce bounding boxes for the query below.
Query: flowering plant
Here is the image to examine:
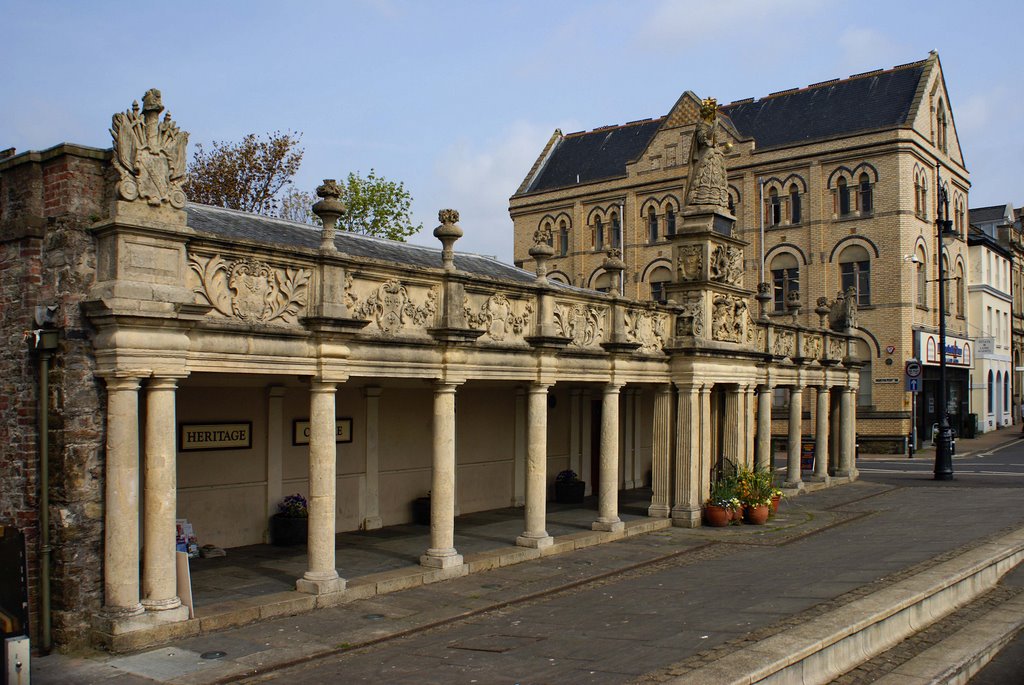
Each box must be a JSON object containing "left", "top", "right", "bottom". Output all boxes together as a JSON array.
[
  {"left": 737, "top": 468, "right": 775, "bottom": 507},
  {"left": 277, "top": 493, "right": 309, "bottom": 518},
  {"left": 707, "top": 475, "right": 739, "bottom": 509},
  {"left": 556, "top": 469, "right": 580, "bottom": 483}
]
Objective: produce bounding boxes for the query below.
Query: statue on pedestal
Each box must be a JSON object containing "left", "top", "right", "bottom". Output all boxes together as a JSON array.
[{"left": 684, "top": 98, "right": 731, "bottom": 212}]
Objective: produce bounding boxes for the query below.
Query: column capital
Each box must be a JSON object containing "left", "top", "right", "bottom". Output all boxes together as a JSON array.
[
  {"left": 603, "top": 382, "right": 624, "bottom": 394},
  {"left": 146, "top": 376, "right": 180, "bottom": 391},
  {"left": 310, "top": 380, "right": 338, "bottom": 394},
  {"left": 434, "top": 380, "right": 462, "bottom": 394},
  {"left": 103, "top": 376, "right": 142, "bottom": 391}
]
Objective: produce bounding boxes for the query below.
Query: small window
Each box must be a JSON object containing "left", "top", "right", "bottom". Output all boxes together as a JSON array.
[
  {"left": 595, "top": 217, "right": 604, "bottom": 250},
  {"left": 770, "top": 253, "right": 799, "bottom": 313},
  {"left": 859, "top": 174, "right": 872, "bottom": 214},
  {"left": 789, "top": 185, "right": 801, "bottom": 224},
  {"left": 955, "top": 263, "right": 965, "bottom": 316},
  {"left": 838, "top": 178, "right": 851, "bottom": 216},
  {"left": 648, "top": 209, "right": 658, "bottom": 243},
  {"left": 559, "top": 220, "right": 569, "bottom": 257},
  {"left": 916, "top": 250, "right": 927, "bottom": 308},
  {"left": 648, "top": 266, "right": 672, "bottom": 304},
  {"left": 768, "top": 188, "right": 781, "bottom": 226},
  {"left": 666, "top": 208, "right": 676, "bottom": 236},
  {"left": 543, "top": 221, "right": 553, "bottom": 247},
  {"left": 611, "top": 212, "right": 621, "bottom": 249},
  {"left": 839, "top": 244, "right": 870, "bottom": 306}
]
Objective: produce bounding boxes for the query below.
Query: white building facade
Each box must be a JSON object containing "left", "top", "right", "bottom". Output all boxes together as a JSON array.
[{"left": 967, "top": 227, "right": 1013, "bottom": 432}]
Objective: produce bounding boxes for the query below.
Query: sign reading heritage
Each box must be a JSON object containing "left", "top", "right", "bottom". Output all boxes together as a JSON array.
[
  {"left": 179, "top": 422, "right": 252, "bottom": 451},
  {"left": 292, "top": 418, "right": 353, "bottom": 446}
]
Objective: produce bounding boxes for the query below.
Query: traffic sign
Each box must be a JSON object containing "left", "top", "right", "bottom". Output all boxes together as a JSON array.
[
  {"left": 905, "top": 359, "right": 922, "bottom": 378},
  {"left": 905, "top": 377, "right": 920, "bottom": 393}
]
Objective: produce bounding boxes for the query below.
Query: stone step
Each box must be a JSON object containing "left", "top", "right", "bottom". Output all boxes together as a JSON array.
[{"left": 664, "top": 526, "right": 1024, "bottom": 684}]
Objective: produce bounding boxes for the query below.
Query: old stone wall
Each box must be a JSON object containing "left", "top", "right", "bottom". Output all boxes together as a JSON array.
[{"left": 0, "top": 146, "right": 108, "bottom": 649}]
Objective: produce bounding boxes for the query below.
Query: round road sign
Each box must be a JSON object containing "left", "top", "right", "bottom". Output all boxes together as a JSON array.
[{"left": 905, "top": 360, "right": 922, "bottom": 378}]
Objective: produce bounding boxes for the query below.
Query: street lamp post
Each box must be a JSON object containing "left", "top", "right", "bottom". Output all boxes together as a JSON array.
[{"left": 934, "top": 177, "right": 955, "bottom": 481}]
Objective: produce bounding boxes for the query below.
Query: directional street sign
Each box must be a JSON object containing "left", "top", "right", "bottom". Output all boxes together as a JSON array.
[
  {"left": 905, "top": 377, "right": 919, "bottom": 393},
  {"left": 905, "top": 359, "right": 922, "bottom": 392}
]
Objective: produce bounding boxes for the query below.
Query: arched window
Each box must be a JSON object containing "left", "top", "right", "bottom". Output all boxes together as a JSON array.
[
  {"left": 594, "top": 217, "right": 604, "bottom": 250},
  {"left": 1005, "top": 371, "right": 1011, "bottom": 414},
  {"left": 837, "top": 178, "right": 851, "bottom": 216},
  {"left": 942, "top": 254, "right": 951, "bottom": 315},
  {"left": 666, "top": 208, "right": 676, "bottom": 236},
  {"left": 770, "top": 252, "right": 799, "bottom": 312},
  {"left": 955, "top": 262, "right": 965, "bottom": 317},
  {"left": 728, "top": 193, "right": 735, "bottom": 214},
  {"left": 988, "top": 370, "right": 994, "bottom": 415},
  {"left": 916, "top": 247, "right": 927, "bottom": 308},
  {"left": 937, "top": 101, "right": 948, "bottom": 153},
  {"left": 918, "top": 176, "right": 928, "bottom": 220},
  {"left": 611, "top": 212, "right": 621, "bottom": 249},
  {"left": 789, "top": 184, "right": 801, "bottom": 224},
  {"left": 543, "top": 221, "right": 553, "bottom": 247},
  {"left": 768, "top": 187, "right": 781, "bottom": 226},
  {"left": 859, "top": 173, "right": 873, "bottom": 214},
  {"left": 855, "top": 339, "right": 872, "bottom": 407},
  {"left": 558, "top": 220, "right": 569, "bottom": 257},
  {"left": 648, "top": 265, "right": 672, "bottom": 304},
  {"left": 648, "top": 208, "right": 658, "bottom": 243},
  {"left": 839, "top": 244, "right": 871, "bottom": 306}
]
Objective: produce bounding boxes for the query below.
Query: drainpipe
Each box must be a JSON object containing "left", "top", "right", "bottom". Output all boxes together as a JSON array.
[{"left": 30, "top": 325, "right": 59, "bottom": 654}]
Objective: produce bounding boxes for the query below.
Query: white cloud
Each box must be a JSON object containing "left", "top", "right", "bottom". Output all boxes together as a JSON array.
[{"left": 639, "top": 0, "right": 823, "bottom": 48}]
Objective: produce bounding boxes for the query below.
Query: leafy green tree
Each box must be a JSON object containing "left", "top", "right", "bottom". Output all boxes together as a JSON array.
[{"left": 183, "top": 131, "right": 303, "bottom": 215}]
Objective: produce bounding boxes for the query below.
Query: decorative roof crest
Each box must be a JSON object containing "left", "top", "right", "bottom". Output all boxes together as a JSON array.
[{"left": 110, "top": 88, "right": 189, "bottom": 209}]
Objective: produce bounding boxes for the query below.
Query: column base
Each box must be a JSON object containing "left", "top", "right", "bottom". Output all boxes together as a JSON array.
[
  {"left": 95, "top": 603, "right": 187, "bottom": 638},
  {"left": 362, "top": 516, "right": 383, "bottom": 530},
  {"left": 647, "top": 504, "right": 671, "bottom": 518},
  {"left": 296, "top": 571, "right": 345, "bottom": 595},
  {"left": 783, "top": 480, "right": 805, "bottom": 490},
  {"left": 100, "top": 603, "right": 145, "bottom": 620},
  {"left": 420, "top": 549, "right": 464, "bottom": 569},
  {"left": 591, "top": 519, "right": 624, "bottom": 533},
  {"left": 671, "top": 507, "right": 701, "bottom": 528},
  {"left": 516, "top": 533, "right": 553, "bottom": 549},
  {"left": 835, "top": 469, "right": 855, "bottom": 478},
  {"left": 804, "top": 474, "right": 831, "bottom": 484},
  {"left": 141, "top": 596, "right": 182, "bottom": 612}
]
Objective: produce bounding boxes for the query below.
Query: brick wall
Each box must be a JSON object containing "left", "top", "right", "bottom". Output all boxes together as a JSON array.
[{"left": 0, "top": 145, "right": 108, "bottom": 649}]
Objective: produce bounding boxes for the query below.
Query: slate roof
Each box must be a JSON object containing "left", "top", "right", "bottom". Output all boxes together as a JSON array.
[
  {"left": 526, "top": 119, "right": 664, "bottom": 193},
  {"left": 969, "top": 205, "right": 1012, "bottom": 225},
  {"left": 520, "top": 59, "right": 929, "bottom": 194},
  {"left": 186, "top": 204, "right": 542, "bottom": 286}
]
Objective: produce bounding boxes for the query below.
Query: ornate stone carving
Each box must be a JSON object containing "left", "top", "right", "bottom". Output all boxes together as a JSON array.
[
  {"left": 709, "top": 245, "right": 743, "bottom": 285},
  {"left": 675, "top": 298, "right": 705, "bottom": 338},
  {"left": 110, "top": 89, "right": 188, "bottom": 208},
  {"left": 189, "top": 254, "right": 311, "bottom": 324},
  {"left": 352, "top": 279, "right": 438, "bottom": 336},
  {"left": 710, "top": 295, "right": 752, "bottom": 343},
  {"left": 553, "top": 303, "right": 606, "bottom": 348},
  {"left": 804, "top": 334, "right": 823, "bottom": 359},
  {"left": 464, "top": 293, "right": 533, "bottom": 342},
  {"left": 625, "top": 309, "right": 668, "bottom": 353},
  {"left": 828, "top": 336, "right": 845, "bottom": 360},
  {"left": 683, "top": 97, "right": 731, "bottom": 211},
  {"left": 677, "top": 245, "right": 703, "bottom": 281},
  {"left": 828, "top": 287, "right": 858, "bottom": 331},
  {"left": 533, "top": 223, "right": 553, "bottom": 247},
  {"left": 773, "top": 330, "right": 797, "bottom": 357}
]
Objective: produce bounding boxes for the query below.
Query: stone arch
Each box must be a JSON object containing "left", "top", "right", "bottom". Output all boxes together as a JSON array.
[
  {"left": 826, "top": 165, "right": 855, "bottom": 188},
  {"left": 850, "top": 162, "right": 879, "bottom": 184},
  {"left": 640, "top": 257, "right": 673, "bottom": 282},
  {"left": 765, "top": 242, "right": 810, "bottom": 266},
  {"left": 781, "top": 173, "right": 808, "bottom": 193},
  {"left": 828, "top": 235, "right": 880, "bottom": 262}
]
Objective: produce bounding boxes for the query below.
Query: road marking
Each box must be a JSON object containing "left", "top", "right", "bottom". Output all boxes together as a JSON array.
[{"left": 857, "top": 468, "right": 1024, "bottom": 477}]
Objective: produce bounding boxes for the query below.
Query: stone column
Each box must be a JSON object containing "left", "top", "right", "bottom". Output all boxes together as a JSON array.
[
  {"left": 837, "top": 386, "right": 857, "bottom": 477},
  {"left": 513, "top": 387, "right": 526, "bottom": 507},
  {"left": 672, "top": 384, "right": 702, "bottom": 527},
  {"left": 297, "top": 381, "right": 344, "bottom": 594},
  {"left": 744, "top": 385, "right": 756, "bottom": 469},
  {"left": 593, "top": 383, "right": 624, "bottom": 532},
  {"left": 785, "top": 385, "right": 804, "bottom": 489},
  {"left": 142, "top": 377, "right": 184, "bottom": 614},
  {"left": 810, "top": 385, "right": 831, "bottom": 482},
  {"left": 830, "top": 389, "right": 841, "bottom": 475},
  {"left": 421, "top": 382, "right": 464, "bottom": 568},
  {"left": 103, "top": 377, "right": 144, "bottom": 618},
  {"left": 518, "top": 383, "right": 553, "bottom": 548},
  {"left": 699, "top": 385, "right": 713, "bottom": 505},
  {"left": 648, "top": 384, "right": 672, "bottom": 518},
  {"left": 363, "top": 387, "right": 383, "bottom": 529},
  {"left": 756, "top": 384, "right": 772, "bottom": 471}
]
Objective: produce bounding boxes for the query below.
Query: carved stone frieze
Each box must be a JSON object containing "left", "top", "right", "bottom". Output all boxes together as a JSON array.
[
  {"left": 110, "top": 89, "right": 188, "bottom": 208},
  {"left": 189, "top": 254, "right": 311, "bottom": 324},
  {"left": 710, "top": 295, "right": 752, "bottom": 343},
  {"left": 773, "top": 330, "right": 797, "bottom": 358},
  {"left": 675, "top": 298, "right": 705, "bottom": 338},
  {"left": 709, "top": 244, "right": 743, "bottom": 285},
  {"left": 625, "top": 309, "right": 668, "bottom": 353},
  {"left": 464, "top": 292, "right": 533, "bottom": 342},
  {"left": 553, "top": 303, "right": 606, "bottom": 348},
  {"left": 350, "top": 279, "right": 438, "bottom": 336},
  {"left": 828, "top": 336, "right": 845, "bottom": 361},
  {"left": 803, "top": 334, "right": 823, "bottom": 360},
  {"left": 676, "top": 245, "right": 703, "bottom": 281}
]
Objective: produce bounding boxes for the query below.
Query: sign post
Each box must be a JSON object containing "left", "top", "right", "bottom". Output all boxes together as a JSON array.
[{"left": 905, "top": 359, "right": 922, "bottom": 454}]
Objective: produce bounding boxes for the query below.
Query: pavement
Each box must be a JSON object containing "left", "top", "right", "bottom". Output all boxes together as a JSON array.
[{"left": 32, "top": 427, "right": 1024, "bottom": 684}]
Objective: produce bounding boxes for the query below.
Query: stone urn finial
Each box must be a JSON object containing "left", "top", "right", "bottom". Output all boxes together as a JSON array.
[
  {"left": 312, "top": 179, "right": 345, "bottom": 252},
  {"left": 755, "top": 281, "right": 772, "bottom": 321},
  {"left": 602, "top": 248, "right": 626, "bottom": 296},
  {"left": 815, "top": 296, "right": 830, "bottom": 328},
  {"left": 785, "top": 289, "right": 802, "bottom": 322},
  {"left": 433, "top": 209, "right": 463, "bottom": 271},
  {"left": 529, "top": 224, "right": 555, "bottom": 283}
]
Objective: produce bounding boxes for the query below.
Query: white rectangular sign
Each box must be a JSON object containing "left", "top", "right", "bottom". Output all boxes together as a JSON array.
[
  {"left": 292, "top": 418, "right": 353, "bottom": 445},
  {"left": 179, "top": 422, "right": 252, "bottom": 451}
]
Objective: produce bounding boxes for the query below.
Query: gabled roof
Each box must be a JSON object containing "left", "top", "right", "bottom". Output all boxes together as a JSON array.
[
  {"left": 720, "top": 61, "right": 927, "bottom": 148},
  {"left": 969, "top": 204, "right": 1013, "bottom": 226},
  {"left": 186, "top": 204, "right": 543, "bottom": 286},
  {"left": 525, "top": 119, "right": 664, "bottom": 193}
]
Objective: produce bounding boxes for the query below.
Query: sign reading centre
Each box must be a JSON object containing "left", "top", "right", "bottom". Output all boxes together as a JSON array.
[
  {"left": 916, "top": 331, "right": 973, "bottom": 369},
  {"left": 293, "top": 418, "right": 353, "bottom": 446}
]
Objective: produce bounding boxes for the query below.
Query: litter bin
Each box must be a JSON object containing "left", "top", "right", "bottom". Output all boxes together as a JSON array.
[{"left": 964, "top": 414, "right": 977, "bottom": 439}]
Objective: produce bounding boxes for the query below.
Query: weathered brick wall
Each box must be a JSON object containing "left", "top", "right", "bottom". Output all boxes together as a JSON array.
[{"left": 0, "top": 146, "right": 108, "bottom": 649}]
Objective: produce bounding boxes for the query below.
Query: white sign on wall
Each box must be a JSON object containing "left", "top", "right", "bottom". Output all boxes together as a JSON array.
[
  {"left": 179, "top": 422, "right": 252, "bottom": 451},
  {"left": 292, "top": 418, "right": 353, "bottom": 446},
  {"left": 916, "top": 331, "right": 973, "bottom": 369}
]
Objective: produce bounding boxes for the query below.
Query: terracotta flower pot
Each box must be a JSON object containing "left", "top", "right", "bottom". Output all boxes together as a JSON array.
[
  {"left": 703, "top": 505, "right": 730, "bottom": 527},
  {"left": 771, "top": 494, "right": 781, "bottom": 513},
  {"left": 744, "top": 504, "right": 770, "bottom": 525}
]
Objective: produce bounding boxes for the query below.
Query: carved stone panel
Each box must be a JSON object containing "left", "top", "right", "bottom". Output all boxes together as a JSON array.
[
  {"left": 773, "top": 330, "right": 797, "bottom": 358},
  {"left": 709, "top": 244, "right": 743, "bottom": 286},
  {"left": 827, "top": 336, "right": 845, "bottom": 361},
  {"left": 464, "top": 292, "right": 533, "bottom": 342},
  {"left": 553, "top": 303, "right": 607, "bottom": 349},
  {"left": 625, "top": 309, "right": 669, "bottom": 353},
  {"left": 711, "top": 295, "right": 752, "bottom": 343},
  {"left": 675, "top": 297, "right": 705, "bottom": 338},
  {"left": 189, "top": 254, "right": 311, "bottom": 325},
  {"left": 349, "top": 279, "right": 438, "bottom": 336},
  {"left": 676, "top": 245, "right": 703, "bottom": 281},
  {"left": 803, "top": 334, "right": 823, "bottom": 360}
]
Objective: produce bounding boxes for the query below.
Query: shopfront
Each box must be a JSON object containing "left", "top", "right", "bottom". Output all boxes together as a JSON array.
[{"left": 915, "top": 331, "right": 973, "bottom": 442}]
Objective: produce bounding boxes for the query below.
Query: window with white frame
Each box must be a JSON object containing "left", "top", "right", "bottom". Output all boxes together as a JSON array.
[{"left": 839, "top": 245, "right": 871, "bottom": 306}]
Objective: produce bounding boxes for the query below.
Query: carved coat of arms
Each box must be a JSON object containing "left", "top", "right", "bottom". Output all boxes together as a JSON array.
[
  {"left": 354, "top": 279, "right": 438, "bottom": 336},
  {"left": 677, "top": 245, "right": 703, "bottom": 281},
  {"left": 110, "top": 89, "right": 189, "bottom": 208},
  {"left": 189, "top": 254, "right": 311, "bottom": 324}
]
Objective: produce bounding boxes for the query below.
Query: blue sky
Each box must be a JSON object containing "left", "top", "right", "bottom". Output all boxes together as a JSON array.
[{"left": 2, "top": 0, "right": 1021, "bottom": 260}]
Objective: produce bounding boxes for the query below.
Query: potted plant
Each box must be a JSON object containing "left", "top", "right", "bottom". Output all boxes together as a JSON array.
[
  {"left": 412, "top": 491, "right": 431, "bottom": 525},
  {"left": 737, "top": 468, "right": 774, "bottom": 525},
  {"left": 554, "top": 469, "right": 586, "bottom": 503},
  {"left": 770, "top": 487, "right": 784, "bottom": 514},
  {"left": 269, "top": 493, "right": 308, "bottom": 546},
  {"left": 703, "top": 476, "right": 736, "bottom": 527}
]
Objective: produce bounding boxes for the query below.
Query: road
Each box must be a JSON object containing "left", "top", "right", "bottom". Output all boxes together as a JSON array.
[{"left": 235, "top": 437, "right": 1024, "bottom": 685}]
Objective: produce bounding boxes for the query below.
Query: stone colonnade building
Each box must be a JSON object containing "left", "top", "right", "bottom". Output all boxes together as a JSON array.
[
  {"left": 0, "top": 90, "right": 859, "bottom": 651},
  {"left": 510, "top": 51, "right": 970, "bottom": 453}
]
